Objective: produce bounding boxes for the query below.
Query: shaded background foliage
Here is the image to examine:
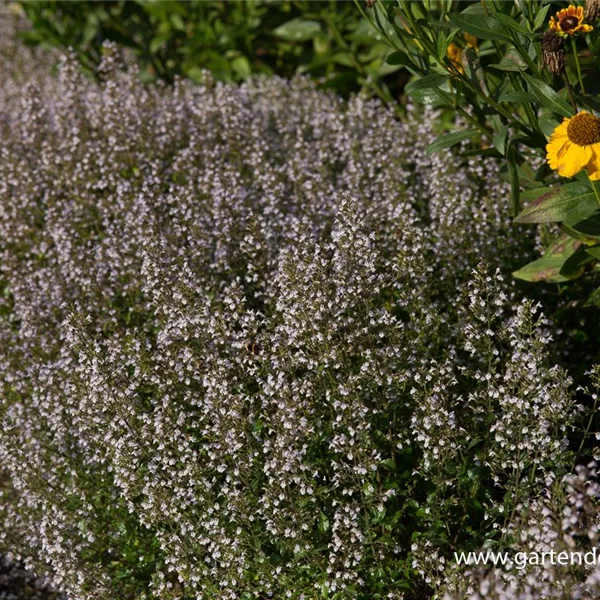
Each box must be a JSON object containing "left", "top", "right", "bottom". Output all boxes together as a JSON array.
[{"left": 18, "top": 0, "right": 407, "bottom": 101}]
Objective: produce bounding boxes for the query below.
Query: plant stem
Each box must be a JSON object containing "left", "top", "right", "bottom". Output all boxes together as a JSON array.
[
  {"left": 590, "top": 176, "right": 600, "bottom": 209},
  {"left": 572, "top": 37, "right": 586, "bottom": 96},
  {"left": 563, "top": 72, "right": 578, "bottom": 113},
  {"left": 576, "top": 392, "right": 598, "bottom": 459}
]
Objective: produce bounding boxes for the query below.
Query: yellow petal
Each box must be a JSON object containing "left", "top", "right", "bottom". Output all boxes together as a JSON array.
[
  {"left": 556, "top": 143, "right": 593, "bottom": 178},
  {"left": 586, "top": 145, "right": 600, "bottom": 180},
  {"left": 548, "top": 140, "right": 571, "bottom": 169}
]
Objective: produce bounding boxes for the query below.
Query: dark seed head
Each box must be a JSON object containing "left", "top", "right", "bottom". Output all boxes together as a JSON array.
[{"left": 560, "top": 15, "right": 580, "bottom": 31}]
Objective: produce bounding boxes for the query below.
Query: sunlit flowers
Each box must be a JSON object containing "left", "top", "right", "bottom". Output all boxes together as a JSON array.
[
  {"left": 549, "top": 5, "right": 593, "bottom": 36},
  {"left": 547, "top": 111, "right": 600, "bottom": 180}
]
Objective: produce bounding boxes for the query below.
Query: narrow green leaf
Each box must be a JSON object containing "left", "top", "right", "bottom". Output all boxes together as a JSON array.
[
  {"left": 533, "top": 5, "right": 552, "bottom": 31},
  {"left": 405, "top": 73, "right": 449, "bottom": 94},
  {"left": 499, "top": 90, "right": 538, "bottom": 103},
  {"left": 426, "top": 130, "right": 479, "bottom": 154},
  {"left": 491, "top": 48, "right": 528, "bottom": 72},
  {"left": 507, "top": 146, "right": 520, "bottom": 215},
  {"left": 522, "top": 73, "right": 573, "bottom": 118},
  {"left": 494, "top": 12, "right": 531, "bottom": 35},
  {"left": 436, "top": 30, "right": 448, "bottom": 62},
  {"left": 461, "top": 147, "right": 503, "bottom": 158},
  {"left": 450, "top": 13, "right": 512, "bottom": 42},
  {"left": 515, "top": 182, "right": 598, "bottom": 224},
  {"left": 493, "top": 126, "right": 508, "bottom": 156}
]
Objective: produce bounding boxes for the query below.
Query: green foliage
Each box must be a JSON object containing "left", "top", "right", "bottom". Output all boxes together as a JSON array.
[
  {"left": 17, "top": 0, "right": 405, "bottom": 100},
  {"left": 364, "top": 0, "right": 600, "bottom": 305}
]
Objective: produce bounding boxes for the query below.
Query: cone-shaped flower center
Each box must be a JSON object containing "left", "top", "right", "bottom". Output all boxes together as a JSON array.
[
  {"left": 561, "top": 15, "right": 580, "bottom": 30},
  {"left": 567, "top": 112, "right": 600, "bottom": 146}
]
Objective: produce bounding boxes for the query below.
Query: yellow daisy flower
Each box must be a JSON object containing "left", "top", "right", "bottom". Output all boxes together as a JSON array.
[
  {"left": 446, "top": 42, "right": 463, "bottom": 74},
  {"left": 549, "top": 4, "right": 593, "bottom": 36},
  {"left": 546, "top": 112, "right": 600, "bottom": 180}
]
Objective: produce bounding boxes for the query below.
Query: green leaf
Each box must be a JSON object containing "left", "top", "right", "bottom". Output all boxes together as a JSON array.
[
  {"left": 436, "top": 30, "right": 448, "bottom": 62},
  {"left": 499, "top": 90, "right": 537, "bottom": 103},
  {"left": 507, "top": 146, "right": 521, "bottom": 215},
  {"left": 515, "top": 182, "right": 599, "bottom": 224},
  {"left": 514, "top": 234, "right": 582, "bottom": 282},
  {"left": 318, "top": 511, "right": 330, "bottom": 534},
  {"left": 462, "top": 147, "right": 503, "bottom": 158},
  {"left": 584, "top": 286, "right": 600, "bottom": 307},
  {"left": 231, "top": 56, "right": 251, "bottom": 79},
  {"left": 560, "top": 222, "right": 600, "bottom": 244},
  {"left": 449, "top": 13, "right": 512, "bottom": 42},
  {"left": 426, "top": 130, "right": 479, "bottom": 154},
  {"left": 494, "top": 12, "right": 531, "bottom": 35},
  {"left": 533, "top": 5, "right": 552, "bottom": 31},
  {"left": 567, "top": 213, "right": 600, "bottom": 240},
  {"left": 522, "top": 73, "right": 573, "bottom": 118},
  {"left": 539, "top": 115, "right": 560, "bottom": 137},
  {"left": 513, "top": 258, "right": 568, "bottom": 282},
  {"left": 559, "top": 247, "right": 596, "bottom": 278},
  {"left": 405, "top": 73, "right": 449, "bottom": 95},
  {"left": 493, "top": 126, "right": 508, "bottom": 156},
  {"left": 386, "top": 51, "right": 413, "bottom": 67},
  {"left": 273, "top": 19, "right": 321, "bottom": 41},
  {"left": 491, "top": 49, "right": 529, "bottom": 72},
  {"left": 586, "top": 245, "right": 600, "bottom": 259}
]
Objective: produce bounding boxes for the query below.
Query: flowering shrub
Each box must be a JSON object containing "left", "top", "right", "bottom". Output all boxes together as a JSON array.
[
  {"left": 0, "top": 34, "right": 597, "bottom": 599},
  {"left": 364, "top": 0, "right": 600, "bottom": 306}
]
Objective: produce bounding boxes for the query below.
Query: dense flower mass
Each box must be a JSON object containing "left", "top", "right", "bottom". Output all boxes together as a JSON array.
[{"left": 0, "top": 25, "right": 597, "bottom": 600}]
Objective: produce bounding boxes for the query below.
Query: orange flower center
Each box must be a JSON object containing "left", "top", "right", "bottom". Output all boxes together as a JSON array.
[
  {"left": 567, "top": 113, "right": 600, "bottom": 146},
  {"left": 560, "top": 15, "right": 580, "bottom": 30}
]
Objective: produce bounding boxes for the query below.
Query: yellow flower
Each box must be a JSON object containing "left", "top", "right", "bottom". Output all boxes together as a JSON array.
[
  {"left": 446, "top": 42, "right": 463, "bottom": 74},
  {"left": 549, "top": 4, "right": 593, "bottom": 36},
  {"left": 464, "top": 33, "right": 478, "bottom": 49},
  {"left": 546, "top": 112, "right": 600, "bottom": 180}
]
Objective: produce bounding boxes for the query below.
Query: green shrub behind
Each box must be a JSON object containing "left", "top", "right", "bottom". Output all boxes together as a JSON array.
[{"left": 17, "top": 0, "right": 403, "bottom": 101}]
